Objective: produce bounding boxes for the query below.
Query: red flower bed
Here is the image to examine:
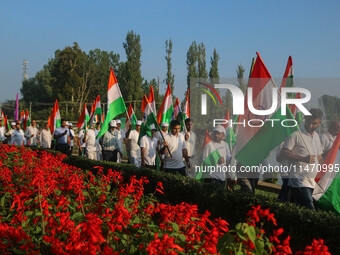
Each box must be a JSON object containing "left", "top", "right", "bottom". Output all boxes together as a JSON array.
[{"left": 0, "top": 144, "right": 331, "bottom": 254}]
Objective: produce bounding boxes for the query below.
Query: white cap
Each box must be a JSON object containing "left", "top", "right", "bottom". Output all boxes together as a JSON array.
[
  {"left": 116, "top": 119, "right": 121, "bottom": 124},
  {"left": 68, "top": 123, "right": 73, "bottom": 127},
  {"left": 150, "top": 124, "right": 156, "bottom": 130},
  {"left": 110, "top": 120, "right": 117, "bottom": 127},
  {"left": 66, "top": 122, "right": 70, "bottom": 126},
  {"left": 11, "top": 122, "right": 16, "bottom": 126},
  {"left": 161, "top": 122, "right": 169, "bottom": 127},
  {"left": 213, "top": 125, "right": 226, "bottom": 135},
  {"left": 136, "top": 120, "right": 142, "bottom": 126}
]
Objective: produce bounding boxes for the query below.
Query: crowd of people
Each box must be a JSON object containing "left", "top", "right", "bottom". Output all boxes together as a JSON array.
[{"left": 0, "top": 108, "right": 338, "bottom": 211}]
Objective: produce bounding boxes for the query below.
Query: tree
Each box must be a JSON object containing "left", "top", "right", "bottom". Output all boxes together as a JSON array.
[
  {"left": 209, "top": 48, "right": 219, "bottom": 81},
  {"left": 119, "top": 30, "right": 143, "bottom": 102},
  {"left": 237, "top": 64, "right": 246, "bottom": 93},
  {"left": 198, "top": 43, "right": 208, "bottom": 80},
  {"left": 165, "top": 39, "right": 175, "bottom": 95},
  {"left": 186, "top": 41, "right": 198, "bottom": 90}
]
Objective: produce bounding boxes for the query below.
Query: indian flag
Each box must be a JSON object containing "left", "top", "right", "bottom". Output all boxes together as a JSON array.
[
  {"left": 20, "top": 111, "right": 25, "bottom": 125},
  {"left": 157, "top": 83, "right": 173, "bottom": 125},
  {"left": 148, "top": 85, "right": 157, "bottom": 114},
  {"left": 54, "top": 100, "right": 61, "bottom": 130},
  {"left": 279, "top": 56, "right": 303, "bottom": 125},
  {"left": 125, "top": 103, "right": 137, "bottom": 131},
  {"left": 313, "top": 131, "right": 340, "bottom": 215},
  {"left": 97, "top": 68, "right": 126, "bottom": 139},
  {"left": 140, "top": 95, "right": 159, "bottom": 140},
  {"left": 88, "top": 103, "right": 95, "bottom": 127},
  {"left": 222, "top": 109, "right": 236, "bottom": 152},
  {"left": 23, "top": 110, "right": 31, "bottom": 131},
  {"left": 183, "top": 89, "right": 190, "bottom": 120},
  {"left": 77, "top": 103, "right": 90, "bottom": 130},
  {"left": 195, "top": 129, "right": 221, "bottom": 180},
  {"left": 48, "top": 107, "right": 54, "bottom": 134},
  {"left": 234, "top": 52, "right": 298, "bottom": 167},
  {"left": 94, "top": 95, "right": 102, "bottom": 116},
  {"left": 172, "top": 97, "right": 182, "bottom": 120}
]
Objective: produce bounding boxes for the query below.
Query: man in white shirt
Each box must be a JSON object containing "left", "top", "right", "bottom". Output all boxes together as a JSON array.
[
  {"left": 140, "top": 124, "right": 158, "bottom": 169},
  {"left": 54, "top": 119, "right": 70, "bottom": 155},
  {"left": 25, "top": 120, "right": 39, "bottom": 147},
  {"left": 40, "top": 123, "right": 52, "bottom": 149},
  {"left": 95, "top": 122, "right": 102, "bottom": 161},
  {"left": 116, "top": 119, "right": 125, "bottom": 163},
  {"left": 12, "top": 122, "right": 26, "bottom": 146},
  {"left": 84, "top": 123, "right": 97, "bottom": 160},
  {"left": 0, "top": 118, "right": 5, "bottom": 143},
  {"left": 5, "top": 122, "right": 16, "bottom": 145},
  {"left": 100, "top": 120, "right": 122, "bottom": 162},
  {"left": 201, "top": 125, "right": 231, "bottom": 185},
  {"left": 155, "top": 122, "right": 169, "bottom": 169},
  {"left": 128, "top": 120, "right": 142, "bottom": 167},
  {"left": 281, "top": 108, "right": 324, "bottom": 210},
  {"left": 320, "top": 121, "right": 340, "bottom": 158},
  {"left": 180, "top": 118, "right": 197, "bottom": 177},
  {"left": 160, "top": 120, "right": 190, "bottom": 176}
]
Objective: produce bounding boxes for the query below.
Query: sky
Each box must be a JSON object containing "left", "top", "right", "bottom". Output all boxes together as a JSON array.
[{"left": 0, "top": 0, "right": 339, "bottom": 104}]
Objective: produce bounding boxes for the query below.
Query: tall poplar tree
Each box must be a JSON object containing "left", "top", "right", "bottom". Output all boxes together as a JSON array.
[{"left": 165, "top": 39, "right": 175, "bottom": 94}]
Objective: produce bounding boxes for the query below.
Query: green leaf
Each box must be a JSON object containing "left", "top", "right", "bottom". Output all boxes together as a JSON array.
[
  {"left": 244, "top": 225, "right": 256, "bottom": 243},
  {"left": 1, "top": 196, "right": 5, "bottom": 207},
  {"left": 25, "top": 211, "right": 34, "bottom": 217},
  {"left": 71, "top": 212, "right": 83, "bottom": 221},
  {"left": 178, "top": 234, "right": 186, "bottom": 242},
  {"left": 171, "top": 222, "right": 179, "bottom": 232}
]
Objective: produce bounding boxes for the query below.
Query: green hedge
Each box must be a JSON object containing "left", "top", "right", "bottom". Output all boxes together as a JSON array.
[{"left": 33, "top": 148, "right": 340, "bottom": 253}]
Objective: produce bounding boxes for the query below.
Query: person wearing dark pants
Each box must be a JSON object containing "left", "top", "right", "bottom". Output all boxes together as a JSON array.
[
  {"left": 160, "top": 120, "right": 190, "bottom": 177},
  {"left": 54, "top": 119, "right": 70, "bottom": 155},
  {"left": 100, "top": 120, "right": 122, "bottom": 163},
  {"left": 280, "top": 108, "right": 324, "bottom": 210}
]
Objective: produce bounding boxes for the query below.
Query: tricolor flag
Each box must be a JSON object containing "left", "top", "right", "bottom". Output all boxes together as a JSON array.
[
  {"left": 313, "top": 131, "right": 340, "bottom": 215},
  {"left": 88, "top": 104, "right": 95, "bottom": 128},
  {"left": 1, "top": 111, "right": 4, "bottom": 126},
  {"left": 183, "top": 89, "right": 190, "bottom": 120},
  {"left": 48, "top": 107, "right": 55, "bottom": 135},
  {"left": 148, "top": 85, "right": 157, "bottom": 114},
  {"left": 234, "top": 52, "right": 298, "bottom": 166},
  {"left": 77, "top": 103, "right": 90, "bottom": 130},
  {"left": 140, "top": 95, "right": 159, "bottom": 139},
  {"left": 172, "top": 97, "right": 182, "bottom": 120},
  {"left": 54, "top": 99, "right": 61, "bottom": 131},
  {"left": 23, "top": 110, "right": 31, "bottom": 131},
  {"left": 4, "top": 115, "right": 9, "bottom": 132},
  {"left": 157, "top": 83, "right": 173, "bottom": 125},
  {"left": 222, "top": 109, "right": 236, "bottom": 152},
  {"left": 20, "top": 111, "right": 26, "bottom": 125},
  {"left": 279, "top": 56, "right": 302, "bottom": 125},
  {"left": 94, "top": 95, "right": 102, "bottom": 116},
  {"left": 195, "top": 129, "right": 221, "bottom": 180},
  {"left": 125, "top": 103, "right": 137, "bottom": 131},
  {"left": 96, "top": 68, "right": 126, "bottom": 139}
]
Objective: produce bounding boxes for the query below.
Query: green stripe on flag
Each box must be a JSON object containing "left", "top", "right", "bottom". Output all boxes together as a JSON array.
[
  {"left": 317, "top": 172, "right": 340, "bottom": 215},
  {"left": 196, "top": 149, "right": 221, "bottom": 180},
  {"left": 236, "top": 108, "right": 298, "bottom": 167}
]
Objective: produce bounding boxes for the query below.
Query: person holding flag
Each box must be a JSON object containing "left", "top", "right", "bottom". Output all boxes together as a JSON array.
[
  {"left": 54, "top": 119, "right": 71, "bottom": 155},
  {"left": 25, "top": 119, "right": 39, "bottom": 147},
  {"left": 12, "top": 122, "right": 26, "bottom": 146},
  {"left": 116, "top": 119, "right": 125, "bottom": 163},
  {"left": 100, "top": 120, "right": 122, "bottom": 162},
  {"left": 320, "top": 121, "right": 340, "bottom": 158},
  {"left": 180, "top": 118, "right": 197, "bottom": 177},
  {"left": 201, "top": 125, "right": 231, "bottom": 185},
  {"left": 0, "top": 117, "right": 5, "bottom": 143},
  {"left": 5, "top": 122, "right": 16, "bottom": 145},
  {"left": 160, "top": 120, "right": 190, "bottom": 176},
  {"left": 128, "top": 120, "right": 142, "bottom": 167},
  {"left": 280, "top": 108, "right": 324, "bottom": 210},
  {"left": 140, "top": 124, "right": 158, "bottom": 169},
  {"left": 39, "top": 123, "right": 52, "bottom": 149}
]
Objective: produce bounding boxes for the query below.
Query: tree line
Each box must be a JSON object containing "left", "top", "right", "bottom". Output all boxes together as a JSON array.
[{"left": 11, "top": 30, "right": 247, "bottom": 121}]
